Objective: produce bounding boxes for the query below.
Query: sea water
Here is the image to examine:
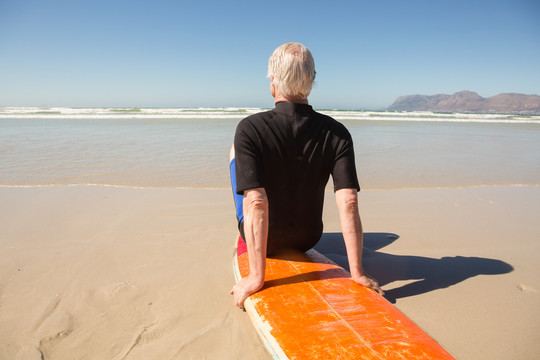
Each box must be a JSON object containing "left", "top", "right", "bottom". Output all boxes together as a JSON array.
[{"left": 1, "top": 107, "right": 539, "bottom": 190}]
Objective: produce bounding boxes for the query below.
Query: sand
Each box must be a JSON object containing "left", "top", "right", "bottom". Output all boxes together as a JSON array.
[{"left": 0, "top": 185, "right": 539, "bottom": 359}]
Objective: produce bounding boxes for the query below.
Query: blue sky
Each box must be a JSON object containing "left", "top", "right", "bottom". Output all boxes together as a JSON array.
[{"left": 1, "top": 0, "right": 539, "bottom": 109}]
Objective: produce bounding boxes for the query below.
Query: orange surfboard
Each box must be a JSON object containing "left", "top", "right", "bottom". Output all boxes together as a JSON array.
[{"left": 233, "top": 236, "right": 455, "bottom": 359}]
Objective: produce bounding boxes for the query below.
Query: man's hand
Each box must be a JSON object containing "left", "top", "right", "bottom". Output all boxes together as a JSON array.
[
  {"left": 352, "top": 273, "right": 385, "bottom": 296},
  {"left": 230, "top": 274, "right": 264, "bottom": 309}
]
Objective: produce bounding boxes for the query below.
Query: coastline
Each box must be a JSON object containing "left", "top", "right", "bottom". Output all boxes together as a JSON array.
[
  {"left": 0, "top": 185, "right": 538, "bottom": 359},
  {"left": 3, "top": 112, "right": 539, "bottom": 191}
]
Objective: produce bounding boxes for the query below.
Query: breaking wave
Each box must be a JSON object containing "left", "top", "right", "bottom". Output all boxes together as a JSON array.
[{"left": 1, "top": 107, "right": 539, "bottom": 123}]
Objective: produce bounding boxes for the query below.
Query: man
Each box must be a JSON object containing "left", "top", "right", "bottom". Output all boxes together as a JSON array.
[{"left": 230, "top": 42, "right": 383, "bottom": 308}]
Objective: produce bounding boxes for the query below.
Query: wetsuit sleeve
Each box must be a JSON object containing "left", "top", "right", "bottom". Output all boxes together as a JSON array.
[
  {"left": 332, "top": 133, "right": 361, "bottom": 192},
  {"left": 234, "top": 119, "right": 264, "bottom": 195}
]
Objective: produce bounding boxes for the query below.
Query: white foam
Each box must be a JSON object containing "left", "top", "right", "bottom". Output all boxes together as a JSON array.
[
  {"left": 0, "top": 107, "right": 266, "bottom": 119},
  {"left": 0, "top": 107, "right": 539, "bottom": 123},
  {"left": 320, "top": 110, "right": 540, "bottom": 124}
]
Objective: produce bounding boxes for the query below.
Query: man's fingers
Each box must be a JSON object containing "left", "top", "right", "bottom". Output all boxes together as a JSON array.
[
  {"left": 237, "top": 297, "right": 246, "bottom": 309},
  {"left": 368, "top": 277, "right": 385, "bottom": 296},
  {"left": 230, "top": 285, "right": 247, "bottom": 309},
  {"left": 354, "top": 274, "right": 385, "bottom": 296},
  {"left": 372, "top": 283, "right": 385, "bottom": 296},
  {"left": 234, "top": 293, "right": 246, "bottom": 309}
]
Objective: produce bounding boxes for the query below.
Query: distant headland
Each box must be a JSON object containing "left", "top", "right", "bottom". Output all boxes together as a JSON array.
[{"left": 388, "top": 91, "right": 540, "bottom": 114}]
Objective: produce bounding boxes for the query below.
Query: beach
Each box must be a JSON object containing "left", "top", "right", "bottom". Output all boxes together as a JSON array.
[
  {"left": 1, "top": 186, "right": 539, "bottom": 359},
  {"left": 1, "top": 108, "right": 540, "bottom": 359}
]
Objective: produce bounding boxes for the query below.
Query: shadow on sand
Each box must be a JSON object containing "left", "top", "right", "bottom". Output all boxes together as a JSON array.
[{"left": 314, "top": 232, "right": 514, "bottom": 303}]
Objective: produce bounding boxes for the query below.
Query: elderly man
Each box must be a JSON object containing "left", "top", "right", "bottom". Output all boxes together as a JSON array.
[{"left": 229, "top": 42, "right": 383, "bottom": 308}]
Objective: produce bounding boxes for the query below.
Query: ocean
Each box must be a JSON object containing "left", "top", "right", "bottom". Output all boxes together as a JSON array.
[{"left": 1, "top": 107, "right": 539, "bottom": 190}]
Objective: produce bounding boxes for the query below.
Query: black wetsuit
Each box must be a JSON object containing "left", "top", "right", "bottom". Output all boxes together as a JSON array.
[{"left": 234, "top": 101, "right": 360, "bottom": 255}]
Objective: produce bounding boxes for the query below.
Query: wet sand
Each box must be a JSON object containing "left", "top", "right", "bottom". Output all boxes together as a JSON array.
[{"left": 0, "top": 185, "right": 538, "bottom": 359}]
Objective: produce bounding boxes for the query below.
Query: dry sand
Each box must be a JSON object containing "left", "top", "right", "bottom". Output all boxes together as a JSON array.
[{"left": 0, "top": 185, "right": 538, "bottom": 359}]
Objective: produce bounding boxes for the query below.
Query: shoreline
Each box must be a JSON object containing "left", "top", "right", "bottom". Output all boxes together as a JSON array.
[
  {"left": 0, "top": 185, "right": 538, "bottom": 359},
  {"left": 1, "top": 183, "right": 539, "bottom": 191},
  {"left": 2, "top": 107, "right": 540, "bottom": 122}
]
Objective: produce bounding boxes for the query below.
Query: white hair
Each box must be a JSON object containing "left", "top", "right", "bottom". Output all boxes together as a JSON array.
[{"left": 267, "top": 42, "right": 316, "bottom": 101}]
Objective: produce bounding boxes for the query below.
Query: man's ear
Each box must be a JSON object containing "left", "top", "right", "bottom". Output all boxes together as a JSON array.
[{"left": 270, "top": 76, "right": 276, "bottom": 98}]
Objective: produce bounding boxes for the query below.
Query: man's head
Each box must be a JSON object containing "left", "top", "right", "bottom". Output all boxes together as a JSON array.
[{"left": 268, "top": 42, "right": 316, "bottom": 102}]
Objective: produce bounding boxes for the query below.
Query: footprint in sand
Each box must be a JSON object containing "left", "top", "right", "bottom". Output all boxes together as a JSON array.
[
  {"left": 36, "top": 310, "right": 74, "bottom": 358},
  {"left": 514, "top": 283, "right": 538, "bottom": 293}
]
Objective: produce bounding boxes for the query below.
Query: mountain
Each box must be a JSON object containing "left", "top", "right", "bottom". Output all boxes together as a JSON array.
[{"left": 388, "top": 91, "right": 540, "bottom": 114}]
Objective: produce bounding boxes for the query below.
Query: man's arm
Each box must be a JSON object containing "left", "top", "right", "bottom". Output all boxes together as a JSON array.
[
  {"left": 230, "top": 187, "right": 269, "bottom": 308},
  {"left": 335, "top": 188, "right": 384, "bottom": 295}
]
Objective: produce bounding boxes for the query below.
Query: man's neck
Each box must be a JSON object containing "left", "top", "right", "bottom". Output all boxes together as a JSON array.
[{"left": 274, "top": 95, "right": 308, "bottom": 105}]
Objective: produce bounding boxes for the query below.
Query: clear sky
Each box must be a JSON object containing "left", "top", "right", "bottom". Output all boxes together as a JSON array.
[{"left": 1, "top": 0, "right": 539, "bottom": 109}]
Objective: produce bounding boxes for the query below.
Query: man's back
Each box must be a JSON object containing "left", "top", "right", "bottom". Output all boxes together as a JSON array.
[{"left": 234, "top": 101, "right": 359, "bottom": 254}]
